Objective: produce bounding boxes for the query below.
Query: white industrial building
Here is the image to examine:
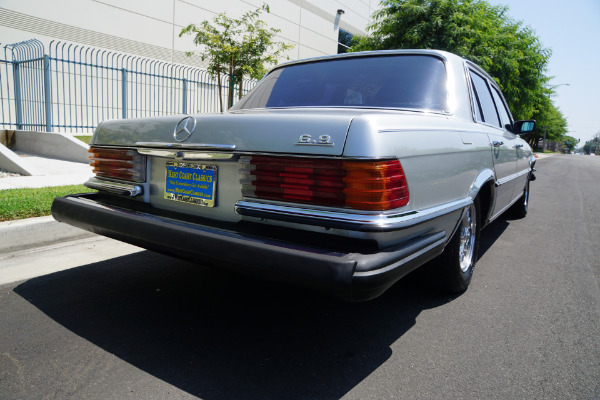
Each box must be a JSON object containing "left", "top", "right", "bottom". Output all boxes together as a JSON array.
[
  {"left": 0, "top": 0, "right": 374, "bottom": 137},
  {"left": 0, "top": 0, "right": 373, "bottom": 66}
]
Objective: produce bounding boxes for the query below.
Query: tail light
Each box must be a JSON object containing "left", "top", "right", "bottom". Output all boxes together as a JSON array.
[
  {"left": 240, "top": 156, "right": 409, "bottom": 211},
  {"left": 89, "top": 146, "right": 146, "bottom": 182}
]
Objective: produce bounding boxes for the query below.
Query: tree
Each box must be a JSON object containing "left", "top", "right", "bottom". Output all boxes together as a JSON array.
[
  {"left": 561, "top": 135, "right": 578, "bottom": 153},
  {"left": 526, "top": 96, "right": 567, "bottom": 148},
  {"left": 350, "top": 0, "right": 557, "bottom": 124},
  {"left": 180, "top": 4, "right": 293, "bottom": 111},
  {"left": 583, "top": 133, "right": 600, "bottom": 155}
]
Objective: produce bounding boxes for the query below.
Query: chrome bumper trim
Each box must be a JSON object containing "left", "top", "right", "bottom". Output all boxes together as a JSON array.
[
  {"left": 84, "top": 177, "right": 143, "bottom": 197},
  {"left": 235, "top": 198, "right": 472, "bottom": 232}
]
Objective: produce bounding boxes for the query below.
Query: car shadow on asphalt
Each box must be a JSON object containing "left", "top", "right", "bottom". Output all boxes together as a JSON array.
[
  {"left": 479, "top": 216, "right": 511, "bottom": 258},
  {"left": 12, "top": 219, "right": 512, "bottom": 399},
  {"left": 14, "top": 248, "right": 455, "bottom": 400}
]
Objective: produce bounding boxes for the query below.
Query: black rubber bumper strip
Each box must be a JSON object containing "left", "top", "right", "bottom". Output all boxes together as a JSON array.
[{"left": 52, "top": 194, "right": 446, "bottom": 301}]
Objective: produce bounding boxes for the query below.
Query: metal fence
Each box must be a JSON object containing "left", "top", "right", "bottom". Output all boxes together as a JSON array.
[{"left": 0, "top": 39, "right": 256, "bottom": 133}]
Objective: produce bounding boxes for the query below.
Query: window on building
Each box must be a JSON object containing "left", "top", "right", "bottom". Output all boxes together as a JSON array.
[{"left": 338, "top": 29, "right": 353, "bottom": 54}]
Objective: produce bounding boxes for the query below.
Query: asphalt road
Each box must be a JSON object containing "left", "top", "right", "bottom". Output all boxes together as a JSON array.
[{"left": 1, "top": 154, "right": 599, "bottom": 400}]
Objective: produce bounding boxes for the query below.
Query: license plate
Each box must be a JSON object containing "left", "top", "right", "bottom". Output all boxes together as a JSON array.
[{"left": 164, "top": 162, "right": 217, "bottom": 207}]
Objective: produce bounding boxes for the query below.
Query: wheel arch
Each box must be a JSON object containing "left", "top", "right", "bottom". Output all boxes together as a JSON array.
[{"left": 469, "top": 169, "right": 496, "bottom": 227}]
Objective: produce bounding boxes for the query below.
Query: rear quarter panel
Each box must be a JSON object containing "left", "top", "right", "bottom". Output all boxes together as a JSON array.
[{"left": 343, "top": 113, "right": 493, "bottom": 212}]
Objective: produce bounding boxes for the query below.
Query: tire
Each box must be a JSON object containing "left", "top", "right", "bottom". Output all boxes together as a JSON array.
[
  {"left": 509, "top": 179, "right": 529, "bottom": 219},
  {"left": 437, "top": 198, "right": 480, "bottom": 294}
]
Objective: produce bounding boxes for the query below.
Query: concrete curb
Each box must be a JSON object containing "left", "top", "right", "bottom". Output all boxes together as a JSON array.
[
  {"left": 533, "top": 153, "right": 556, "bottom": 160},
  {"left": 0, "top": 216, "right": 96, "bottom": 253}
]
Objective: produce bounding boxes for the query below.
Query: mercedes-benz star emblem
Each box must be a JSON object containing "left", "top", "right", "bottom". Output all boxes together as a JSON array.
[{"left": 173, "top": 116, "right": 197, "bottom": 142}]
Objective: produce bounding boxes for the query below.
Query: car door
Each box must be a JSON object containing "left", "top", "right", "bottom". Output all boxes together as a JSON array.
[
  {"left": 469, "top": 70, "right": 518, "bottom": 217},
  {"left": 490, "top": 85, "right": 531, "bottom": 199}
]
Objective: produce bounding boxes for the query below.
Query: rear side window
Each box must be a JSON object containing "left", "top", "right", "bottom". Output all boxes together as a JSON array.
[
  {"left": 469, "top": 71, "right": 500, "bottom": 127},
  {"left": 231, "top": 55, "right": 449, "bottom": 112},
  {"left": 491, "top": 86, "right": 512, "bottom": 130}
]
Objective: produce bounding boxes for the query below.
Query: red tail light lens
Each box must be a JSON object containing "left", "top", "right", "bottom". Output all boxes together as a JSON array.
[
  {"left": 89, "top": 147, "right": 146, "bottom": 182},
  {"left": 240, "top": 156, "right": 409, "bottom": 211}
]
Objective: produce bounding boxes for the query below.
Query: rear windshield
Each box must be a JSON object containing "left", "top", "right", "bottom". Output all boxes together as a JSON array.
[{"left": 231, "top": 55, "right": 448, "bottom": 112}]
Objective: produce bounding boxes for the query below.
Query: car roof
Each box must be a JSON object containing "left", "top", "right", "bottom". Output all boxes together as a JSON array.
[{"left": 271, "top": 49, "right": 460, "bottom": 70}]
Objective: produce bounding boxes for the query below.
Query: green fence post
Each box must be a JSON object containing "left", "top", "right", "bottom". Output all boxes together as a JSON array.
[
  {"left": 43, "top": 54, "right": 52, "bottom": 132},
  {"left": 121, "top": 68, "right": 127, "bottom": 119}
]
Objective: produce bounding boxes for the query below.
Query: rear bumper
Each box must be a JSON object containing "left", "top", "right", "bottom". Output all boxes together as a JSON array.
[{"left": 52, "top": 193, "right": 447, "bottom": 301}]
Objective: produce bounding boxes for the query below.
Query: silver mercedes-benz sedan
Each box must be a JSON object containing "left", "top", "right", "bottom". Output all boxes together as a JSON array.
[{"left": 52, "top": 49, "right": 536, "bottom": 301}]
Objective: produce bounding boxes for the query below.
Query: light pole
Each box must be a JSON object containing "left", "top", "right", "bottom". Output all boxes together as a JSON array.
[{"left": 542, "top": 125, "right": 547, "bottom": 152}]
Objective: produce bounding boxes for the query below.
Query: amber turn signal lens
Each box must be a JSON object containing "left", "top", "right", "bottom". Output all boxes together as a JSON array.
[
  {"left": 343, "top": 160, "right": 409, "bottom": 210},
  {"left": 89, "top": 147, "right": 146, "bottom": 182}
]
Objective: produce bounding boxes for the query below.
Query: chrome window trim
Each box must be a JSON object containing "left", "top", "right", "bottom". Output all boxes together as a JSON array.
[
  {"left": 235, "top": 198, "right": 472, "bottom": 232},
  {"left": 84, "top": 177, "right": 143, "bottom": 197},
  {"left": 273, "top": 49, "right": 451, "bottom": 69}
]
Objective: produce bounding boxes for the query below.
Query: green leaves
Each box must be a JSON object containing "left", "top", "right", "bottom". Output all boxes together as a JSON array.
[
  {"left": 180, "top": 3, "right": 293, "bottom": 109},
  {"left": 351, "top": 0, "right": 565, "bottom": 141}
]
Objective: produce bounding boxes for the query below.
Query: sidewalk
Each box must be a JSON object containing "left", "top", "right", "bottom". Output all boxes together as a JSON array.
[
  {"left": 0, "top": 154, "right": 96, "bottom": 254},
  {"left": 0, "top": 153, "right": 93, "bottom": 190},
  {"left": 533, "top": 152, "right": 556, "bottom": 160}
]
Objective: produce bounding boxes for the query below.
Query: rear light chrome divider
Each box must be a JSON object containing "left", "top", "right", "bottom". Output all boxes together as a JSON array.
[
  {"left": 235, "top": 197, "right": 472, "bottom": 232},
  {"left": 85, "top": 177, "right": 143, "bottom": 197}
]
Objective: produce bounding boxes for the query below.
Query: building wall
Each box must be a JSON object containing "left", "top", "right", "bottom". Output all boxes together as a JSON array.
[{"left": 0, "top": 0, "right": 373, "bottom": 67}]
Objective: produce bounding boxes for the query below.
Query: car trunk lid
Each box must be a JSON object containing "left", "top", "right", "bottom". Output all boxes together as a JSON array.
[{"left": 92, "top": 109, "right": 356, "bottom": 157}]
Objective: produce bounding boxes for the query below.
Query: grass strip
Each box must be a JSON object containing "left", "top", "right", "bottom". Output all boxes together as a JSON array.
[
  {"left": 0, "top": 185, "right": 95, "bottom": 222},
  {"left": 74, "top": 135, "right": 92, "bottom": 145}
]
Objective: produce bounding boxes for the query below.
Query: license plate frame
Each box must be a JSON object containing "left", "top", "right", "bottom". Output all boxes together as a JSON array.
[{"left": 164, "top": 162, "right": 217, "bottom": 207}]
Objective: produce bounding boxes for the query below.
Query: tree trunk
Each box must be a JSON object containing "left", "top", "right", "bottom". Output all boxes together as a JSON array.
[
  {"left": 228, "top": 58, "right": 234, "bottom": 109},
  {"left": 216, "top": 64, "right": 223, "bottom": 113}
]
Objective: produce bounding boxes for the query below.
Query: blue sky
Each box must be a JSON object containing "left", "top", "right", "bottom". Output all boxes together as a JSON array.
[{"left": 489, "top": 0, "right": 600, "bottom": 144}]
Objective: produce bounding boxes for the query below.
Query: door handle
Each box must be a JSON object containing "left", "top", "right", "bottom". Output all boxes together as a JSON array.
[
  {"left": 492, "top": 141, "right": 504, "bottom": 147},
  {"left": 515, "top": 144, "right": 524, "bottom": 148}
]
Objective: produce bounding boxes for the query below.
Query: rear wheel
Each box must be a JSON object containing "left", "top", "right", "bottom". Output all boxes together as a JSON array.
[{"left": 437, "top": 199, "right": 480, "bottom": 294}]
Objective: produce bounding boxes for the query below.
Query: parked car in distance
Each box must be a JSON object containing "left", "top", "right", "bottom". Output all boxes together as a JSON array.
[{"left": 52, "top": 50, "right": 536, "bottom": 301}]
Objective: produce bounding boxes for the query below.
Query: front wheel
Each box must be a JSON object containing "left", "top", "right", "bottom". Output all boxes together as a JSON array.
[{"left": 437, "top": 199, "right": 480, "bottom": 294}]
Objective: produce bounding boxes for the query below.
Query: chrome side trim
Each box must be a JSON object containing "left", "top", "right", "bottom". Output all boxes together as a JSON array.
[
  {"left": 135, "top": 142, "right": 236, "bottom": 151},
  {"left": 137, "top": 148, "right": 235, "bottom": 160},
  {"left": 84, "top": 177, "right": 143, "bottom": 197},
  {"left": 235, "top": 198, "right": 472, "bottom": 232},
  {"left": 469, "top": 169, "right": 495, "bottom": 200},
  {"left": 496, "top": 168, "right": 531, "bottom": 186}
]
